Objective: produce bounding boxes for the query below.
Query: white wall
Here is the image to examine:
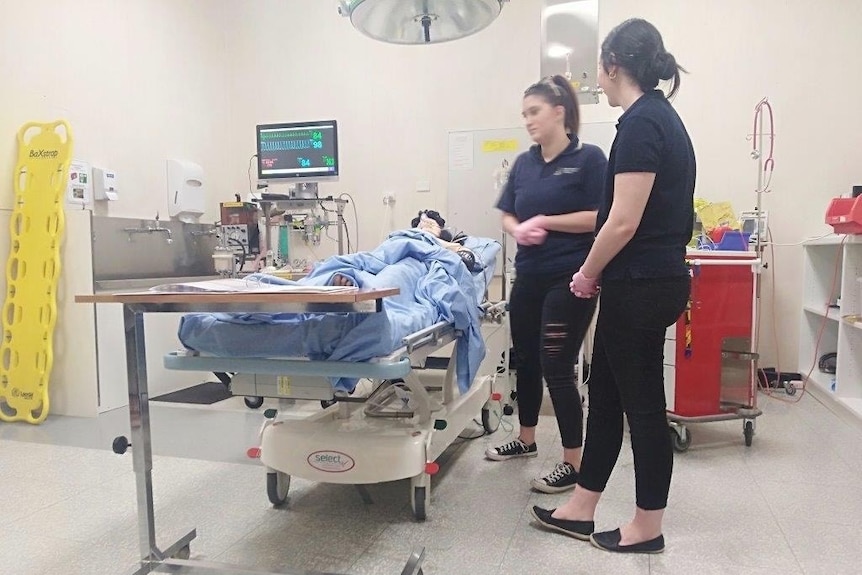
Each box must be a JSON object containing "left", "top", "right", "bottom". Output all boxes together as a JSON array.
[
  {"left": 596, "top": 0, "right": 862, "bottom": 374},
  {"left": 224, "top": 0, "right": 862, "bottom": 374},
  {"left": 3, "top": 0, "right": 859, "bottom": 385},
  {"left": 0, "top": 0, "right": 231, "bottom": 417},
  {"left": 222, "top": 0, "right": 542, "bottom": 252},
  {"left": 0, "top": 0, "right": 230, "bottom": 220}
]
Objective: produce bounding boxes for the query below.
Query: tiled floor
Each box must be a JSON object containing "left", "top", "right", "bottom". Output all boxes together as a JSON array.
[{"left": 1, "top": 389, "right": 861, "bottom": 574}]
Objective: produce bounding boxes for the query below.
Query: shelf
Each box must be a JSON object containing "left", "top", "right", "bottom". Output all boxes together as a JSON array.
[
  {"left": 802, "top": 235, "right": 844, "bottom": 247},
  {"left": 841, "top": 397, "right": 862, "bottom": 415},
  {"left": 803, "top": 305, "right": 841, "bottom": 322},
  {"left": 804, "top": 370, "right": 835, "bottom": 393},
  {"left": 842, "top": 316, "right": 862, "bottom": 332},
  {"left": 800, "top": 237, "right": 862, "bottom": 427}
]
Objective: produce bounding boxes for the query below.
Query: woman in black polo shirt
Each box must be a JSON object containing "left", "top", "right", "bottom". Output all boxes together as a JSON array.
[
  {"left": 488, "top": 75, "right": 607, "bottom": 494},
  {"left": 530, "top": 19, "right": 695, "bottom": 553}
]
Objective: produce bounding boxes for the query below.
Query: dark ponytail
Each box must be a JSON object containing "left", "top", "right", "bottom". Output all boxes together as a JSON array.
[
  {"left": 523, "top": 74, "right": 581, "bottom": 135},
  {"left": 600, "top": 18, "right": 685, "bottom": 98}
]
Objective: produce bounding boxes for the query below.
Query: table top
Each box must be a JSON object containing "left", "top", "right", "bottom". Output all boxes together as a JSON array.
[
  {"left": 75, "top": 287, "right": 399, "bottom": 306},
  {"left": 75, "top": 288, "right": 400, "bottom": 313}
]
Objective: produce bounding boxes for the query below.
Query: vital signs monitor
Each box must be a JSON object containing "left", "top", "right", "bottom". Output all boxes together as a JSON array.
[{"left": 256, "top": 120, "right": 339, "bottom": 184}]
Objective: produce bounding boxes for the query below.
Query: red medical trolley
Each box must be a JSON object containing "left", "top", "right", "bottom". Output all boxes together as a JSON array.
[{"left": 665, "top": 250, "right": 763, "bottom": 451}]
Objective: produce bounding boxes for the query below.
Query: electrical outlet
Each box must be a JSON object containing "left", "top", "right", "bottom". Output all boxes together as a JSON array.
[{"left": 382, "top": 192, "right": 396, "bottom": 205}]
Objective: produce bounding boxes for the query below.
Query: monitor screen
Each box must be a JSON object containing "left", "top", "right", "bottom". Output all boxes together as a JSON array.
[{"left": 256, "top": 120, "right": 339, "bottom": 181}]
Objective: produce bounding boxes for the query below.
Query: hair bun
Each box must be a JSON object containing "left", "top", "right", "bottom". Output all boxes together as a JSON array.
[{"left": 654, "top": 51, "right": 677, "bottom": 80}]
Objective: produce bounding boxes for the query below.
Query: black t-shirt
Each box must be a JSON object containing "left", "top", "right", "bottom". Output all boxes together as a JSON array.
[
  {"left": 597, "top": 90, "right": 696, "bottom": 279},
  {"left": 496, "top": 137, "right": 607, "bottom": 274}
]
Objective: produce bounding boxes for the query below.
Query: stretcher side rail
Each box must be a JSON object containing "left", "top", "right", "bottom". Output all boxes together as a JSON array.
[
  {"left": 164, "top": 320, "right": 460, "bottom": 389},
  {"left": 164, "top": 352, "right": 413, "bottom": 381}
]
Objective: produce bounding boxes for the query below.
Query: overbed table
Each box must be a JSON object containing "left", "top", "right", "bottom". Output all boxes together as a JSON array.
[{"left": 75, "top": 288, "right": 426, "bottom": 575}]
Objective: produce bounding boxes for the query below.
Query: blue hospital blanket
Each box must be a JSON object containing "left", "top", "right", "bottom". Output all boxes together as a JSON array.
[{"left": 177, "top": 230, "right": 500, "bottom": 394}]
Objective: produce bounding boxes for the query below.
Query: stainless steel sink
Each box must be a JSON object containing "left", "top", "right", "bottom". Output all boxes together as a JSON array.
[{"left": 94, "top": 276, "right": 219, "bottom": 293}]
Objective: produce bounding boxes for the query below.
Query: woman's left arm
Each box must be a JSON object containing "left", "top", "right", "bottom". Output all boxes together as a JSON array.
[
  {"left": 532, "top": 211, "right": 597, "bottom": 234},
  {"left": 580, "top": 172, "right": 655, "bottom": 278}
]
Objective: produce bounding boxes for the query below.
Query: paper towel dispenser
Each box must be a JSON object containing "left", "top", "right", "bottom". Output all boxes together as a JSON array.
[{"left": 166, "top": 159, "right": 205, "bottom": 223}]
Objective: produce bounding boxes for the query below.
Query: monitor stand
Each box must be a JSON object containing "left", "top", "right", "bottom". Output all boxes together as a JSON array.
[{"left": 290, "top": 182, "right": 318, "bottom": 199}]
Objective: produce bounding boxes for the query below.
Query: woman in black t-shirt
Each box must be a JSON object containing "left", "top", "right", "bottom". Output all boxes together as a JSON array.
[{"left": 530, "top": 19, "right": 695, "bottom": 554}]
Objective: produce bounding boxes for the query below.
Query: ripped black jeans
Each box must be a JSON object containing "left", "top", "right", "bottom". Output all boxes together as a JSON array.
[{"left": 509, "top": 270, "right": 597, "bottom": 448}]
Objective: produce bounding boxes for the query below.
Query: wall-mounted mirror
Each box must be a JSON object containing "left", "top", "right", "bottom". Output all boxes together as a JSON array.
[{"left": 540, "top": 0, "right": 600, "bottom": 105}]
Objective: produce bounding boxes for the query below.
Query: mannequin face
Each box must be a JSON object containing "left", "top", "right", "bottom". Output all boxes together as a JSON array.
[
  {"left": 522, "top": 94, "right": 564, "bottom": 144},
  {"left": 417, "top": 213, "right": 442, "bottom": 237}
]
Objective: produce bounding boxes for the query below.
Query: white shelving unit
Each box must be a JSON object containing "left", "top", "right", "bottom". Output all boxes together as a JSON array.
[{"left": 799, "top": 235, "right": 862, "bottom": 423}]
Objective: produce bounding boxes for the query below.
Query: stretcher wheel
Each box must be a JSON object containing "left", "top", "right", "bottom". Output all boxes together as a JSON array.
[
  {"left": 743, "top": 420, "right": 754, "bottom": 447},
  {"left": 670, "top": 426, "right": 691, "bottom": 453},
  {"left": 244, "top": 396, "right": 264, "bottom": 409},
  {"left": 267, "top": 471, "right": 290, "bottom": 506},
  {"left": 411, "top": 486, "right": 427, "bottom": 521}
]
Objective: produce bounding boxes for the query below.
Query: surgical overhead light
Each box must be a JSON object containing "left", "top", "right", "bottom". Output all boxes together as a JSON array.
[{"left": 337, "top": 0, "right": 509, "bottom": 45}]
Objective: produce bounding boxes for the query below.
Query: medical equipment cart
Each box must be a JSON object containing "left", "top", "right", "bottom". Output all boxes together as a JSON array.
[{"left": 665, "top": 250, "right": 763, "bottom": 452}]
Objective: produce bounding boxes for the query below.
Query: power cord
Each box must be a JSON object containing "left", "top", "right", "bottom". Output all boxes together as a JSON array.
[
  {"left": 247, "top": 154, "right": 258, "bottom": 198},
  {"left": 227, "top": 237, "right": 248, "bottom": 274},
  {"left": 338, "top": 192, "right": 360, "bottom": 252}
]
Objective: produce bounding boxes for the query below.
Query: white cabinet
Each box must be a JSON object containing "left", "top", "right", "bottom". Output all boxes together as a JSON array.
[{"left": 799, "top": 236, "right": 862, "bottom": 420}]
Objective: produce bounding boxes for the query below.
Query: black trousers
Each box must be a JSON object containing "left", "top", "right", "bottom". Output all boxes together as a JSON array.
[
  {"left": 577, "top": 276, "right": 690, "bottom": 510},
  {"left": 509, "top": 271, "right": 597, "bottom": 449}
]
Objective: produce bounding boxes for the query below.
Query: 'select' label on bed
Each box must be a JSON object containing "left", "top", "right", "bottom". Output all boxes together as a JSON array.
[{"left": 308, "top": 450, "right": 355, "bottom": 473}]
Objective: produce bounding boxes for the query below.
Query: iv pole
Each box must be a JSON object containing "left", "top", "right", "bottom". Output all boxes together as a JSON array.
[{"left": 749, "top": 97, "right": 775, "bottom": 392}]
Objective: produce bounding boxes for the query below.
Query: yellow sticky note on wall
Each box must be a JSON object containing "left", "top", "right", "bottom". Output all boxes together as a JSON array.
[{"left": 482, "top": 139, "right": 519, "bottom": 153}]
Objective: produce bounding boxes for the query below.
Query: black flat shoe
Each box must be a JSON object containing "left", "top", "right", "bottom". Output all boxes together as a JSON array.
[
  {"left": 590, "top": 528, "right": 665, "bottom": 554},
  {"left": 529, "top": 506, "right": 594, "bottom": 541}
]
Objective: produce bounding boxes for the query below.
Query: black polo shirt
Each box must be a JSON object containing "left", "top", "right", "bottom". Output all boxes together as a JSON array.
[
  {"left": 496, "top": 137, "right": 607, "bottom": 274},
  {"left": 597, "top": 90, "right": 696, "bottom": 279}
]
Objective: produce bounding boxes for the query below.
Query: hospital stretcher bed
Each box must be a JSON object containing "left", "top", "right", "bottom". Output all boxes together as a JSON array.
[
  {"left": 74, "top": 234, "right": 509, "bottom": 574},
  {"left": 164, "top": 234, "right": 510, "bottom": 522},
  {"left": 76, "top": 288, "right": 430, "bottom": 575},
  {"left": 166, "top": 298, "right": 510, "bottom": 521}
]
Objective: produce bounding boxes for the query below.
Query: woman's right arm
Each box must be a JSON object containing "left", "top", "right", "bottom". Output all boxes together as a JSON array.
[{"left": 501, "top": 212, "right": 520, "bottom": 235}]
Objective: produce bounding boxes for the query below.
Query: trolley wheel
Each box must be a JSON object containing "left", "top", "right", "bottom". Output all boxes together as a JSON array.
[
  {"left": 266, "top": 471, "right": 291, "bottom": 506},
  {"left": 411, "top": 486, "right": 427, "bottom": 521},
  {"left": 480, "top": 407, "right": 496, "bottom": 434},
  {"left": 244, "top": 396, "right": 264, "bottom": 409},
  {"left": 670, "top": 426, "right": 691, "bottom": 453},
  {"left": 502, "top": 404, "right": 514, "bottom": 416},
  {"left": 320, "top": 398, "right": 337, "bottom": 409},
  {"left": 784, "top": 381, "right": 797, "bottom": 396},
  {"left": 743, "top": 421, "right": 754, "bottom": 447}
]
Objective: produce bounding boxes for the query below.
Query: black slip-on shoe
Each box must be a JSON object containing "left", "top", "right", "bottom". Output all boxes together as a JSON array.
[
  {"left": 529, "top": 506, "right": 594, "bottom": 541},
  {"left": 590, "top": 528, "right": 665, "bottom": 554}
]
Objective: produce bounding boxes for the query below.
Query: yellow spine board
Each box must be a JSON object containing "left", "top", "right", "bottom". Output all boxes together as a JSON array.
[{"left": 0, "top": 121, "right": 73, "bottom": 423}]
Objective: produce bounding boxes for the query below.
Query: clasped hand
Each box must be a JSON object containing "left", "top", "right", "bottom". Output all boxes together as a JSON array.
[
  {"left": 570, "top": 269, "right": 600, "bottom": 299},
  {"left": 513, "top": 216, "right": 548, "bottom": 246}
]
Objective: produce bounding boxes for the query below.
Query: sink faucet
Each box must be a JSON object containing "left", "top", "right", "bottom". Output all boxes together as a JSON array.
[{"left": 123, "top": 213, "right": 173, "bottom": 243}]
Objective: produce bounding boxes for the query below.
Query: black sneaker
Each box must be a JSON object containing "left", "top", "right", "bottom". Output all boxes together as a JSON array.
[
  {"left": 485, "top": 438, "right": 538, "bottom": 461},
  {"left": 531, "top": 462, "right": 578, "bottom": 493}
]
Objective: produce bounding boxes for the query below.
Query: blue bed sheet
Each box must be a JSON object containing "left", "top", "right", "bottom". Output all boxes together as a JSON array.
[{"left": 177, "top": 230, "right": 500, "bottom": 394}]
